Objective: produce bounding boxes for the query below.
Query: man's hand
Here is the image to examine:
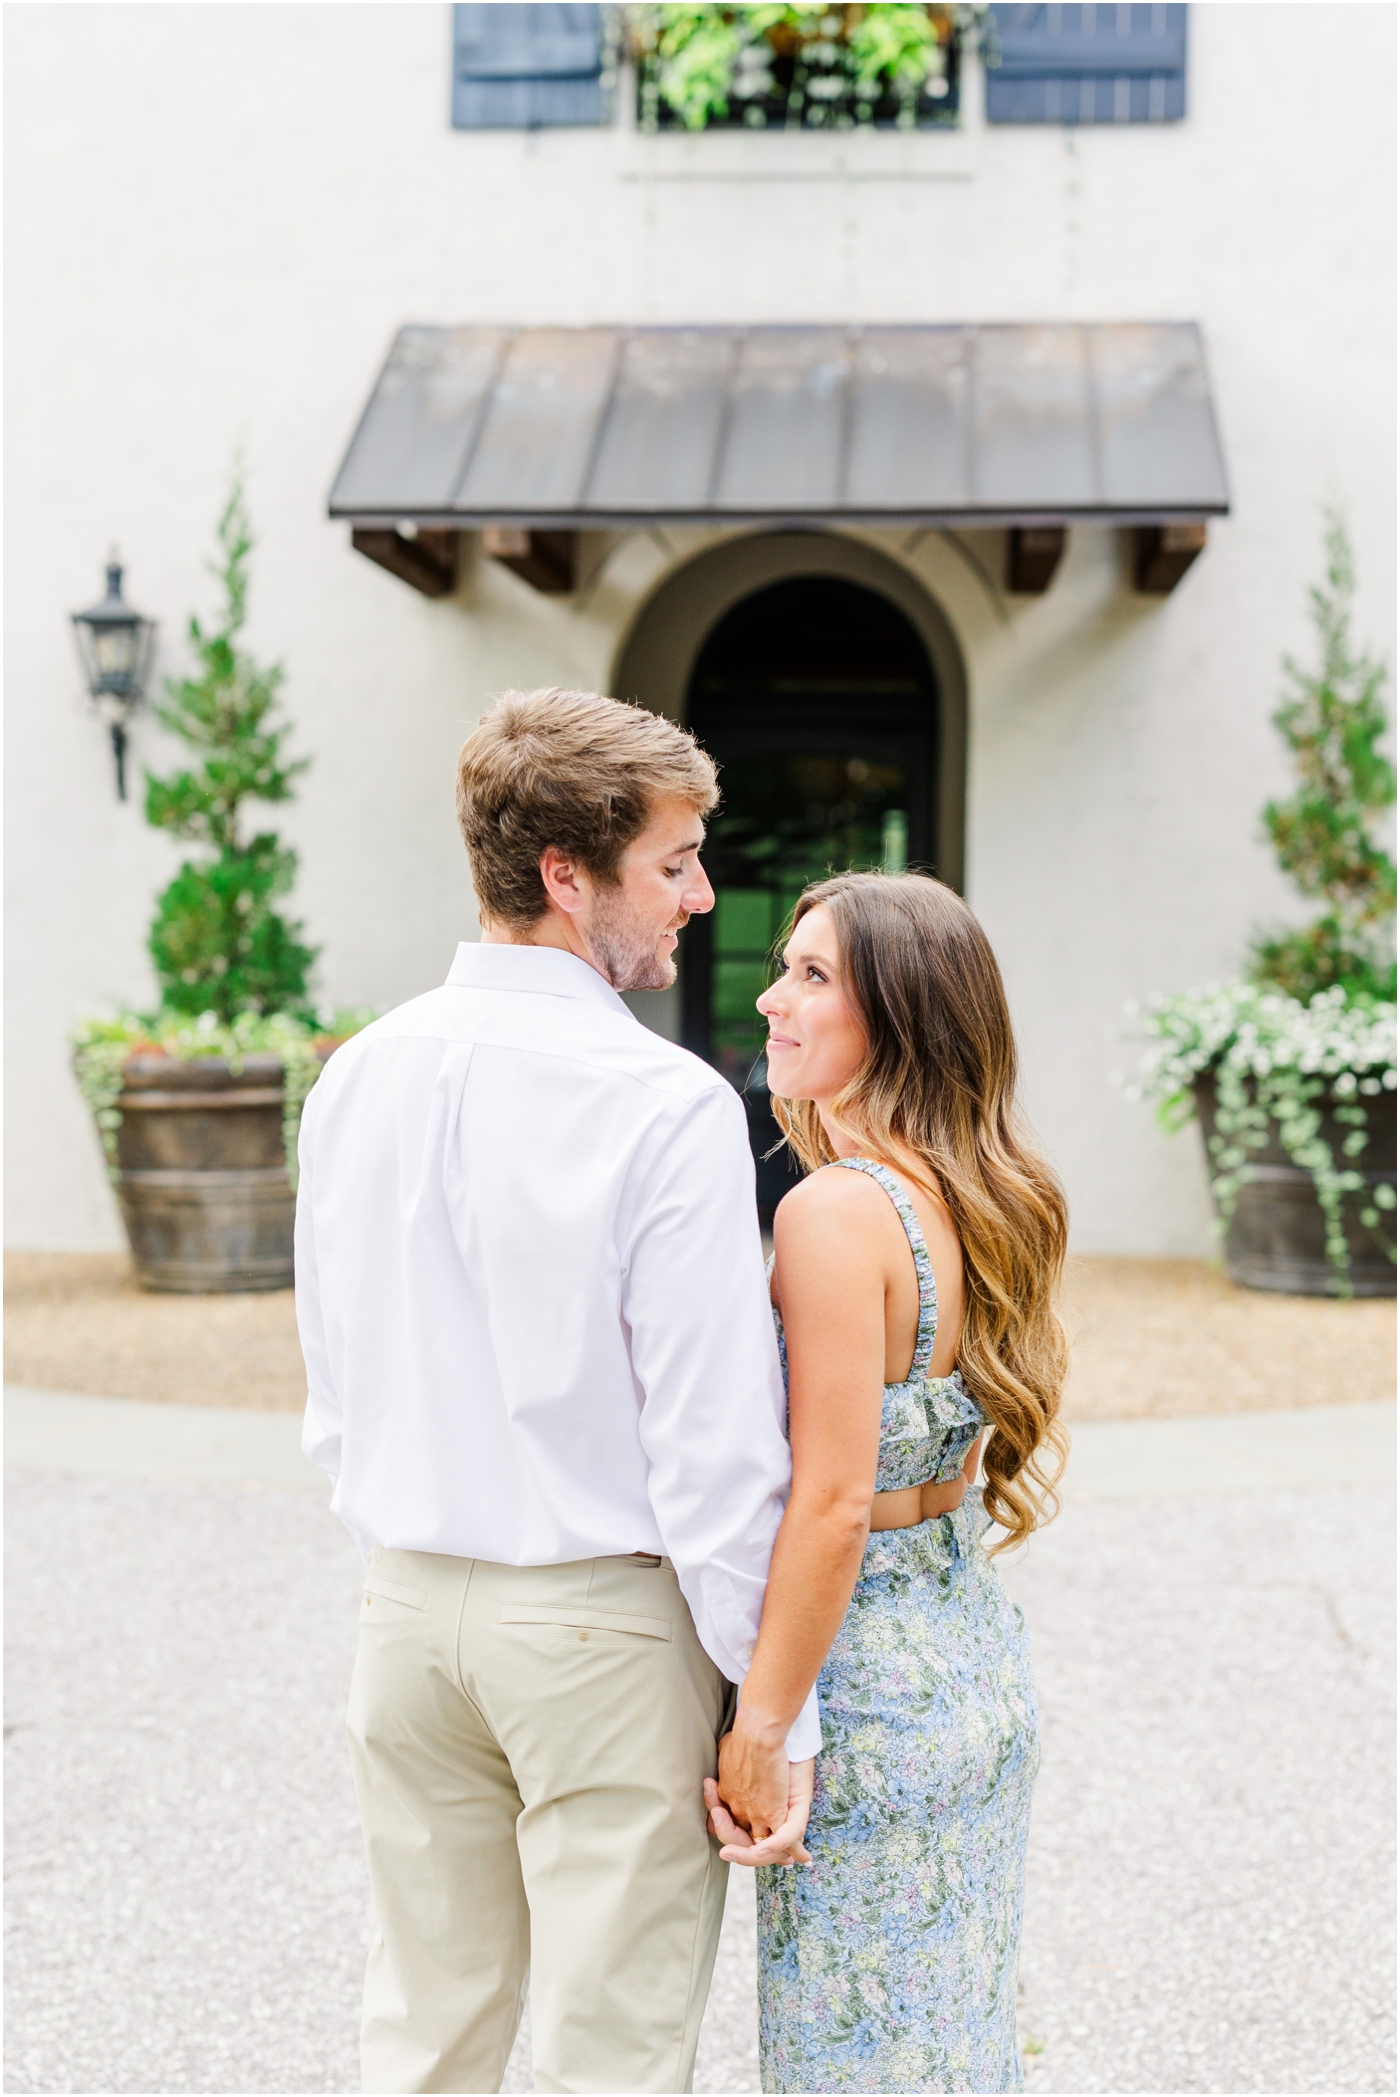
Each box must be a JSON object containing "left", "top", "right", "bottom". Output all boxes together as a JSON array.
[
  {"left": 705, "top": 1760, "right": 813, "bottom": 1867},
  {"left": 716, "top": 1707, "right": 789, "bottom": 1841}
]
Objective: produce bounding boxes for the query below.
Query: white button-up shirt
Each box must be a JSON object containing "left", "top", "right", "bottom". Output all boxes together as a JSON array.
[{"left": 297, "top": 940, "right": 820, "bottom": 1760}]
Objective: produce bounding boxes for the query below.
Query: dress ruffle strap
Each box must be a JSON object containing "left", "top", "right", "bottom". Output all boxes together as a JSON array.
[{"left": 832, "top": 1157, "right": 939, "bottom": 1378}]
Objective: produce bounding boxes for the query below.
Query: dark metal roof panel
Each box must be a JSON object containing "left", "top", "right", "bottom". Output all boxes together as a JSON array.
[
  {"left": 329, "top": 321, "right": 1229, "bottom": 525},
  {"left": 847, "top": 329, "right": 973, "bottom": 509},
  {"left": 971, "top": 325, "right": 1099, "bottom": 507},
  {"left": 1092, "top": 322, "right": 1228, "bottom": 507},
  {"left": 587, "top": 331, "right": 735, "bottom": 509},
  {"left": 454, "top": 328, "right": 619, "bottom": 511},
  {"left": 713, "top": 329, "right": 852, "bottom": 510},
  {"left": 329, "top": 327, "right": 508, "bottom": 512}
]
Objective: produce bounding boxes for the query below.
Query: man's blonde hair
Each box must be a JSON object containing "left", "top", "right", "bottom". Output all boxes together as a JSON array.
[{"left": 456, "top": 687, "right": 719, "bottom": 929}]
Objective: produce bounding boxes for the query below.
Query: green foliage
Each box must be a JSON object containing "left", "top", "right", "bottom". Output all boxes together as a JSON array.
[
  {"left": 144, "top": 475, "right": 316, "bottom": 1021},
  {"left": 847, "top": 3, "right": 939, "bottom": 92},
  {"left": 1250, "top": 513, "right": 1397, "bottom": 1002},
  {"left": 650, "top": 3, "right": 745, "bottom": 126},
  {"left": 148, "top": 836, "right": 309, "bottom": 1016},
  {"left": 1134, "top": 521, "right": 1397, "bottom": 1293},
  {"left": 71, "top": 1007, "right": 376, "bottom": 1190},
  {"left": 73, "top": 472, "right": 372, "bottom": 1192},
  {"left": 628, "top": 3, "right": 987, "bottom": 131}
]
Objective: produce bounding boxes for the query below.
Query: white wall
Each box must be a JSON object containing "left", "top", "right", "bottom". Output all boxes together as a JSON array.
[{"left": 4, "top": 1, "right": 1395, "bottom": 1252}]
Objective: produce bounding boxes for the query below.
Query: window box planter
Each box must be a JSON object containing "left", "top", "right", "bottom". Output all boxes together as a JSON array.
[{"left": 628, "top": 4, "right": 982, "bottom": 133}]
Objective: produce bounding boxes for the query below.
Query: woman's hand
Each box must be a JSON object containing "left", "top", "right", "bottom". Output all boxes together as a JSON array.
[
  {"left": 715, "top": 1706, "right": 790, "bottom": 1841},
  {"left": 705, "top": 1760, "right": 814, "bottom": 1867}
]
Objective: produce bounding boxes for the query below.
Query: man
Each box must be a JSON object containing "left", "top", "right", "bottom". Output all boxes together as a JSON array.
[{"left": 296, "top": 687, "right": 819, "bottom": 2095}]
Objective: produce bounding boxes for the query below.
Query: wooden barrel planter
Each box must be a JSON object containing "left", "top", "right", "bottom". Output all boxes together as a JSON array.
[
  {"left": 113, "top": 1053, "right": 295, "bottom": 1293},
  {"left": 1194, "top": 1076, "right": 1397, "bottom": 1297}
]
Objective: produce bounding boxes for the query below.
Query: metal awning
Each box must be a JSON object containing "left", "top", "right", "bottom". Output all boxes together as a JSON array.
[{"left": 329, "top": 321, "right": 1229, "bottom": 531}]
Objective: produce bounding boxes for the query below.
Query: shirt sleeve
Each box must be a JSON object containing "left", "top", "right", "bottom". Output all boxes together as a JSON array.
[
  {"left": 294, "top": 1079, "right": 342, "bottom": 1487},
  {"left": 620, "top": 1082, "right": 822, "bottom": 1763}
]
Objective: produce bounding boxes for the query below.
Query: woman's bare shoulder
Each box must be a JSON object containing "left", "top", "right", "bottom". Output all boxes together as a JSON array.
[{"left": 774, "top": 1164, "right": 907, "bottom": 1252}]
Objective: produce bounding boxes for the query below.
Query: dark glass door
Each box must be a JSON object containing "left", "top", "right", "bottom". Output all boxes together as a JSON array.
[{"left": 684, "top": 577, "right": 938, "bottom": 1215}]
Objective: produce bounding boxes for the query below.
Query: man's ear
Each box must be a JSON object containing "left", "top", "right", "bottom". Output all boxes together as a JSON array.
[{"left": 539, "top": 845, "right": 586, "bottom": 918}]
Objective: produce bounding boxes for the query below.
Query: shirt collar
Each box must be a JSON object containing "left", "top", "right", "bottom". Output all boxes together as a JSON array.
[{"left": 445, "top": 940, "right": 631, "bottom": 1014}]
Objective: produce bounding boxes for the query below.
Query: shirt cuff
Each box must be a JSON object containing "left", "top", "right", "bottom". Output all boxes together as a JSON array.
[{"left": 784, "top": 1687, "right": 822, "bottom": 1762}]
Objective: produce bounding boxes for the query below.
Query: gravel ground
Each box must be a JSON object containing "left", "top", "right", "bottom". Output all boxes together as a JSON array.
[
  {"left": 7, "top": 1251, "right": 1395, "bottom": 1420},
  {"left": 4, "top": 1467, "right": 1394, "bottom": 2095},
  {"left": 1, "top": 1472, "right": 761, "bottom": 2097},
  {"left": 1003, "top": 1490, "right": 1396, "bottom": 2094}
]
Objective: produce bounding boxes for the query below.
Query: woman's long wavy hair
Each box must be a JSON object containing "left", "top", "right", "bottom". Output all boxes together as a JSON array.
[{"left": 770, "top": 871, "right": 1069, "bottom": 1549}]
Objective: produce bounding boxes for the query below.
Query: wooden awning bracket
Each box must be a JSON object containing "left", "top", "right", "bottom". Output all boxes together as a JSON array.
[
  {"left": 482, "top": 527, "right": 578, "bottom": 594},
  {"left": 351, "top": 526, "right": 459, "bottom": 598},
  {"left": 347, "top": 516, "right": 1203, "bottom": 603},
  {"left": 1134, "top": 522, "right": 1207, "bottom": 593},
  {"left": 1006, "top": 526, "right": 1066, "bottom": 594}
]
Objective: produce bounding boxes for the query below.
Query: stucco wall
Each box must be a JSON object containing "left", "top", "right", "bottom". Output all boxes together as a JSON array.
[{"left": 4, "top": 1, "right": 1395, "bottom": 1252}]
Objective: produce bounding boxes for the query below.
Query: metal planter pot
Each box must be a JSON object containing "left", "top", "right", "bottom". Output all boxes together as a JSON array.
[
  {"left": 1194, "top": 1076, "right": 1397, "bottom": 1298},
  {"left": 114, "top": 1054, "right": 294, "bottom": 1293}
]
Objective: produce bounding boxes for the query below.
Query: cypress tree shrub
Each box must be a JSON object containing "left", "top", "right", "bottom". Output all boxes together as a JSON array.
[
  {"left": 1136, "top": 513, "right": 1396, "bottom": 1292},
  {"left": 1250, "top": 513, "right": 1397, "bottom": 1003},
  {"left": 145, "top": 477, "right": 317, "bottom": 1021}
]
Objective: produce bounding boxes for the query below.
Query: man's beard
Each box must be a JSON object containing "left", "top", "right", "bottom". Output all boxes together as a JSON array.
[{"left": 587, "top": 888, "right": 688, "bottom": 992}]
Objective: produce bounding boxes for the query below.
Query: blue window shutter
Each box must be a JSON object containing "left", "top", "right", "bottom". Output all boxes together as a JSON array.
[
  {"left": 452, "top": 4, "right": 610, "bottom": 129},
  {"left": 986, "top": 4, "right": 1187, "bottom": 124}
]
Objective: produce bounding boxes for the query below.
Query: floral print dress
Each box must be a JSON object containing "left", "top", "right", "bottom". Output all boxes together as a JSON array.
[{"left": 758, "top": 1158, "right": 1039, "bottom": 2095}]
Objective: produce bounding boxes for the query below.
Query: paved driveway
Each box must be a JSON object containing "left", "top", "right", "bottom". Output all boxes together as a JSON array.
[{"left": 4, "top": 1393, "right": 1394, "bottom": 2095}]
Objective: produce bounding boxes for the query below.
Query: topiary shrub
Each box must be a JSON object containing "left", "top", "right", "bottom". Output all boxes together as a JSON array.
[
  {"left": 144, "top": 475, "right": 317, "bottom": 1021},
  {"left": 71, "top": 473, "right": 372, "bottom": 1201},
  {"left": 1249, "top": 512, "right": 1396, "bottom": 1002}
]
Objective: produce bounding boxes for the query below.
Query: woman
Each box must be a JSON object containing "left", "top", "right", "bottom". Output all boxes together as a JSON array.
[{"left": 705, "top": 871, "right": 1068, "bottom": 2096}]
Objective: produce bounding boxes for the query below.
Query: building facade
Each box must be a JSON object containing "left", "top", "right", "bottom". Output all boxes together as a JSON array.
[{"left": 4, "top": 1, "right": 1395, "bottom": 1253}]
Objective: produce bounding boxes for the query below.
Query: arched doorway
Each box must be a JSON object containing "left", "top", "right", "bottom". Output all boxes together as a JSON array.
[
  {"left": 613, "top": 532, "right": 966, "bottom": 1214},
  {"left": 684, "top": 576, "right": 939, "bottom": 1209}
]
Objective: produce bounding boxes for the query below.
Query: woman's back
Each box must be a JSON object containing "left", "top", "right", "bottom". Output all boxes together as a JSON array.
[
  {"left": 772, "top": 1150, "right": 966, "bottom": 1382},
  {"left": 771, "top": 1157, "right": 983, "bottom": 1491}
]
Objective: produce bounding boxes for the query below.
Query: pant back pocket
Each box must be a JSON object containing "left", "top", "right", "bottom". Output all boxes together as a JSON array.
[{"left": 499, "top": 1604, "right": 672, "bottom": 1642}]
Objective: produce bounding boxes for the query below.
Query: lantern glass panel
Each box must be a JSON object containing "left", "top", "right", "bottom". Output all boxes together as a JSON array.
[{"left": 92, "top": 624, "right": 141, "bottom": 683}]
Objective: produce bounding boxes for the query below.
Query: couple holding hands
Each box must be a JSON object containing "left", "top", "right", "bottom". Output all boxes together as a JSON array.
[{"left": 297, "top": 685, "right": 1066, "bottom": 2096}]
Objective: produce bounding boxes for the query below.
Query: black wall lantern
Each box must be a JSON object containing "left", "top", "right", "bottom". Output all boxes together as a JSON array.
[{"left": 71, "top": 554, "right": 157, "bottom": 799}]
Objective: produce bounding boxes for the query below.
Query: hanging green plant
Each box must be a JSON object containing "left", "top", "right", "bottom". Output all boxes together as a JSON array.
[
  {"left": 627, "top": 3, "right": 996, "bottom": 133},
  {"left": 1134, "top": 983, "right": 1396, "bottom": 1288}
]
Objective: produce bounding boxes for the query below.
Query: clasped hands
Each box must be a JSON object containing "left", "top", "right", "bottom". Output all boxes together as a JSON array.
[{"left": 704, "top": 1711, "right": 814, "bottom": 1870}]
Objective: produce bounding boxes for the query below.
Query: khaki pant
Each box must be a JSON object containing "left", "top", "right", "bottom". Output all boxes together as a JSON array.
[{"left": 347, "top": 1548, "right": 732, "bottom": 2095}]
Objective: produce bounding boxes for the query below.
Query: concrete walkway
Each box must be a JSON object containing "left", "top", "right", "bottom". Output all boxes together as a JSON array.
[
  {"left": 4, "top": 1388, "right": 1395, "bottom": 2094},
  {"left": 8, "top": 1384, "right": 1392, "bottom": 1500}
]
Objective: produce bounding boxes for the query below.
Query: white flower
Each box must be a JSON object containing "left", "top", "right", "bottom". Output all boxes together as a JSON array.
[{"left": 1134, "top": 981, "right": 1396, "bottom": 1098}]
